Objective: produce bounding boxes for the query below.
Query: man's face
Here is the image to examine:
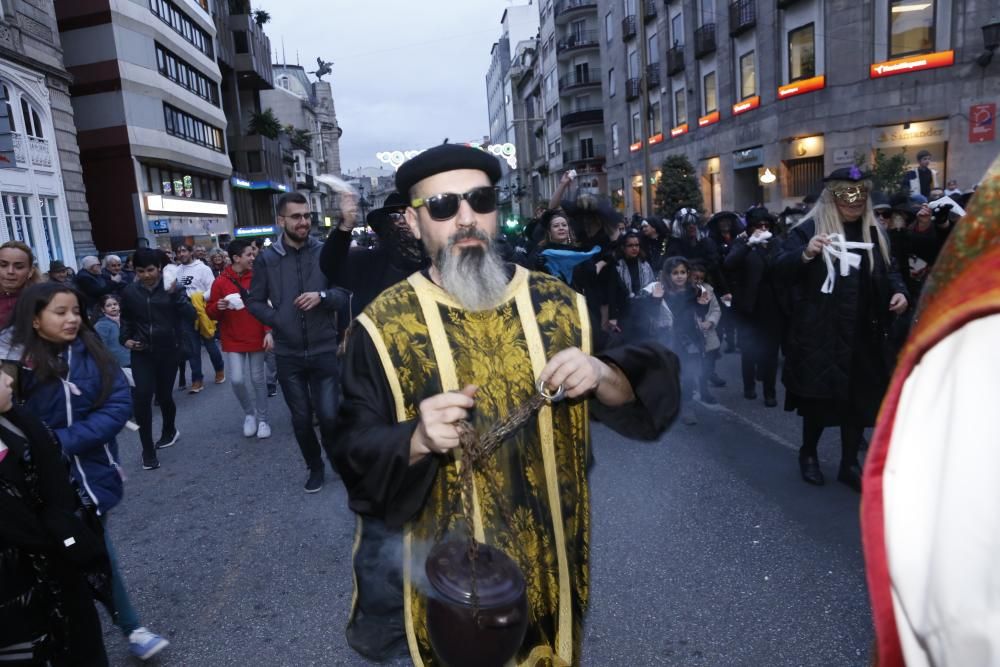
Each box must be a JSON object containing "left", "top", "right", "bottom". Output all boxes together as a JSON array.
[
  {"left": 919, "top": 155, "right": 931, "bottom": 168},
  {"left": 175, "top": 246, "right": 192, "bottom": 264},
  {"left": 405, "top": 169, "right": 497, "bottom": 263},
  {"left": 87, "top": 263, "right": 102, "bottom": 276},
  {"left": 106, "top": 259, "right": 122, "bottom": 275},
  {"left": 278, "top": 202, "right": 313, "bottom": 243},
  {"left": 136, "top": 264, "right": 160, "bottom": 287},
  {"left": 194, "top": 246, "right": 207, "bottom": 261}
]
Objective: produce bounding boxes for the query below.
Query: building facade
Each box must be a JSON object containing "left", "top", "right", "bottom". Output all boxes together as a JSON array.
[
  {"left": 56, "top": 0, "right": 233, "bottom": 252},
  {"left": 263, "top": 63, "right": 343, "bottom": 233},
  {"left": 213, "top": 0, "right": 284, "bottom": 242},
  {"left": 0, "top": 0, "right": 95, "bottom": 271},
  {"left": 599, "top": 0, "right": 1000, "bottom": 218}
]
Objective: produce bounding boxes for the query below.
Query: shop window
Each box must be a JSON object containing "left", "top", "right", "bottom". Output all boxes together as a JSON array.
[
  {"left": 785, "top": 157, "right": 825, "bottom": 198},
  {"left": 739, "top": 51, "right": 756, "bottom": 100},
  {"left": 673, "top": 88, "right": 686, "bottom": 126},
  {"left": 703, "top": 71, "right": 718, "bottom": 113},
  {"left": 889, "top": 0, "right": 935, "bottom": 58},
  {"left": 788, "top": 23, "right": 816, "bottom": 82}
]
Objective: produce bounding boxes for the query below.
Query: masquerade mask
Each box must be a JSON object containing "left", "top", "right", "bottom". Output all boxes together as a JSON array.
[{"left": 830, "top": 184, "right": 868, "bottom": 204}]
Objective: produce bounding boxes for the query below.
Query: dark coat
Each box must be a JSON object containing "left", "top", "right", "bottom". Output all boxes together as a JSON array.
[
  {"left": 73, "top": 269, "right": 116, "bottom": 311},
  {"left": 119, "top": 278, "right": 194, "bottom": 354},
  {"left": 724, "top": 236, "right": 782, "bottom": 317},
  {"left": 666, "top": 235, "right": 729, "bottom": 293},
  {"left": 17, "top": 338, "right": 132, "bottom": 515},
  {"left": 248, "top": 234, "right": 349, "bottom": 358},
  {"left": 774, "top": 220, "right": 907, "bottom": 402}
]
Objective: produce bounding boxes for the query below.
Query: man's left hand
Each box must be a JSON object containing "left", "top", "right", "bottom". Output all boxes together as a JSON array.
[
  {"left": 889, "top": 293, "right": 909, "bottom": 314},
  {"left": 294, "top": 292, "right": 322, "bottom": 311},
  {"left": 263, "top": 332, "right": 274, "bottom": 352}
]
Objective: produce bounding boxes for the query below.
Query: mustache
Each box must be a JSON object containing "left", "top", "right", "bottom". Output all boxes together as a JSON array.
[{"left": 447, "top": 228, "right": 490, "bottom": 248}]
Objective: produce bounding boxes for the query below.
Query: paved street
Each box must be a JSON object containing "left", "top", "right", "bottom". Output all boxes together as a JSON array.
[{"left": 103, "top": 350, "right": 872, "bottom": 666}]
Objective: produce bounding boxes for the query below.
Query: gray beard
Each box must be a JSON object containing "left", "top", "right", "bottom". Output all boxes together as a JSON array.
[{"left": 436, "top": 235, "right": 509, "bottom": 312}]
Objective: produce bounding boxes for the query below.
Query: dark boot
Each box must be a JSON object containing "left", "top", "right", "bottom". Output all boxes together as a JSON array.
[
  {"left": 798, "top": 453, "right": 825, "bottom": 486},
  {"left": 837, "top": 461, "right": 863, "bottom": 492}
]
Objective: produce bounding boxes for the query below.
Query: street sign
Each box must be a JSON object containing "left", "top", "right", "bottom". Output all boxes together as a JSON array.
[
  {"left": 969, "top": 103, "right": 996, "bottom": 143},
  {"left": 149, "top": 219, "right": 170, "bottom": 235}
]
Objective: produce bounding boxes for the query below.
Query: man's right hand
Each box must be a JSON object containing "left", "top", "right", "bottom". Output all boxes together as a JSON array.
[
  {"left": 216, "top": 298, "right": 229, "bottom": 311},
  {"left": 124, "top": 340, "right": 144, "bottom": 350},
  {"left": 410, "top": 385, "right": 478, "bottom": 464}
]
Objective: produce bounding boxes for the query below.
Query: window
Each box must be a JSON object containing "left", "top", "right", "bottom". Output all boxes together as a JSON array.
[
  {"left": 579, "top": 137, "right": 594, "bottom": 159},
  {"left": 624, "top": 0, "right": 636, "bottom": 16},
  {"left": 608, "top": 68, "right": 616, "bottom": 96},
  {"left": 671, "top": 12, "right": 684, "bottom": 46},
  {"left": 574, "top": 62, "right": 590, "bottom": 83},
  {"left": 700, "top": 0, "right": 714, "bottom": 25},
  {"left": 162, "top": 103, "right": 224, "bottom": 152},
  {"left": 786, "top": 157, "right": 825, "bottom": 197},
  {"left": 630, "top": 106, "right": 642, "bottom": 142},
  {"left": 544, "top": 72, "right": 554, "bottom": 91},
  {"left": 570, "top": 19, "right": 586, "bottom": 41},
  {"left": 889, "top": 0, "right": 935, "bottom": 57},
  {"left": 703, "top": 71, "right": 718, "bottom": 113},
  {"left": 1, "top": 194, "right": 35, "bottom": 248},
  {"left": 148, "top": 0, "right": 214, "bottom": 58},
  {"left": 628, "top": 48, "right": 639, "bottom": 78},
  {"left": 739, "top": 51, "right": 756, "bottom": 99},
  {"left": 605, "top": 11, "right": 614, "bottom": 42},
  {"left": 648, "top": 31, "right": 659, "bottom": 59},
  {"left": 0, "top": 85, "right": 12, "bottom": 132},
  {"left": 650, "top": 99, "right": 662, "bottom": 134},
  {"left": 674, "top": 88, "right": 686, "bottom": 126},
  {"left": 611, "top": 122, "right": 620, "bottom": 156},
  {"left": 156, "top": 44, "right": 220, "bottom": 105},
  {"left": 39, "top": 197, "right": 64, "bottom": 263},
  {"left": 233, "top": 31, "right": 249, "bottom": 54},
  {"left": 19, "top": 98, "right": 43, "bottom": 138},
  {"left": 788, "top": 23, "right": 815, "bottom": 82}
]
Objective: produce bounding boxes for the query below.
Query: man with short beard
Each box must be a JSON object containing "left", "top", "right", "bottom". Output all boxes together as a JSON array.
[
  {"left": 247, "top": 192, "right": 349, "bottom": 493},
  {"left": 333, "top": 143, "right": 680, "bottom": 665}
]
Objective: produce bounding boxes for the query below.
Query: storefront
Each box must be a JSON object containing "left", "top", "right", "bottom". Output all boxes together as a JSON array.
[
  {"left": 781, "top": 135, "right": 825, "bottom": 202},
  {"left": 732, "top": 147, "right": 764, "bottom": 212},
  {"left": 871, "top": 119, "right": 948, "bottom": 192},
  {"left": 143, "top": 192, "right": 232, "bottom": 251}
]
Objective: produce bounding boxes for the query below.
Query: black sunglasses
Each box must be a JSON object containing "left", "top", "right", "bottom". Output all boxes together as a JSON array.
[
  {"left": 874, "top": 209, "right": 892, "bottom": 219},
  {"left": 411, "top": 186, "right": 497, "bottom": 221}
]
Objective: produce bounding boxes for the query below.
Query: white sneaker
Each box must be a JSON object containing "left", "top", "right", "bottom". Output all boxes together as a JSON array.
[
  {"left": 256, "top": 421, "right": 271, "bottom": 439},
  {"left": 128, "top": 626, "right": 169, "bottom": 660},
  {"left": 243, "top": 415, "right": 257, "bottom": 437}
]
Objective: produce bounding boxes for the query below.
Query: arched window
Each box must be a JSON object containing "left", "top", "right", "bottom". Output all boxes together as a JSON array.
[{"left": 15, "top": 95, "right": 43, "bottom": 138}]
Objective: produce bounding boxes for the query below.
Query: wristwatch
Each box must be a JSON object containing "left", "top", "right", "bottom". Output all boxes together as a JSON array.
[{"left": 319, "top": 290, "right": 328, "bottom": 301}]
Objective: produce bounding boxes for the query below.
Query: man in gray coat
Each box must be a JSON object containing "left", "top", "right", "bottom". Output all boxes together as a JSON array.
[{"left": 248, "top": 192, "right": 349, "bottom": 492}]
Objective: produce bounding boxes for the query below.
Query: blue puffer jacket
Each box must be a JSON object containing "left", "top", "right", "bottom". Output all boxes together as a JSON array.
[{"left": 19, "top": 338, "right": 132, "bottom": 515}]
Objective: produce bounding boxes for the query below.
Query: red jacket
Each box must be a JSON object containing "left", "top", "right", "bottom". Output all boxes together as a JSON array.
[{"left": 206, "top": 266, "right": 269, "bottom": 353}]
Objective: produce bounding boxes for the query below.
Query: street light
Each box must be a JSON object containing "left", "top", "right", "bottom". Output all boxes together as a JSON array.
[{"left": 978, "top": 17, "right": 1000, "bottom": 67}]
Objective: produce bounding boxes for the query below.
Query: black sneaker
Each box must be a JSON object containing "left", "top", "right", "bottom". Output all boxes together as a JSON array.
[
  {"left": 304, "top": 469, "right": 324, "bottom": 494},
  {"left": 142, "top": 456, "right": 160, "bottom": 471},
  {"left": 267, "top": 383, "right": 277, "bottom": 398},
  {"left": 155, "top": 430, "right": 180, "bottom": 449},
  {"left": 709, "top": 373, "right": 727, "bottom": 388}
]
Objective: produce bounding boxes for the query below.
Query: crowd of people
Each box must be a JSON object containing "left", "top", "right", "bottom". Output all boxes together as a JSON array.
[{"left": 0, "top": 141, "right": 986, "bottom": 665}]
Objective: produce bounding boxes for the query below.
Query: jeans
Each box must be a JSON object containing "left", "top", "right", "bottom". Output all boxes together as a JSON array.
[
  {"left": 275, "top": 353, "right": 339, "bottom": 472},
  {"left": 100, "top": 516, "right": 141, "bottom": 636},
  {"left": 131, "top": 350, "right": 178, "bottom": 459},
  {"left": 265, "top": 349, "right": 277, "bottom": 386},
  {"left": 184, "top": 326, "right": 224, "bottom": 382},
  {"left": 226, "top": 351, "right": 268, "bottom": 422}
]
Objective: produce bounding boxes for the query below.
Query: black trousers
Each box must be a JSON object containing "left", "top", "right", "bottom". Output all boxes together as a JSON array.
[
  {"left": 738, "top": 317, "right": 780, "bottom": 396},
  {"left": 131, "top": 349, "right": 178, "bottom": 459},
  {"left": 275, "top": 353, "right": 340, "bottom": 472}
]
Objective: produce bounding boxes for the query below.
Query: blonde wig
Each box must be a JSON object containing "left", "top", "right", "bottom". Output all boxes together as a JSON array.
[{"left": 794, "top": 180, "right": 891, "bottom": 268}]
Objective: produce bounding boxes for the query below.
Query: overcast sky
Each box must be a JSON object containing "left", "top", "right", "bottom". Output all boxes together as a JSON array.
[{"left": 264, "top": 0, "right": 520, "bottom": 173}]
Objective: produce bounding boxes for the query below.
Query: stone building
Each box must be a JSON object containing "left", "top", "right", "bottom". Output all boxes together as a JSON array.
[
  {"left": 0, "top": 0, "right": 95, "bottom": 270},
  {"left": 598, "top": 0, "right": 1000, "bottom": 218},
  {"left": 56, "top": 0, "right": 233, "bottom": 252}
]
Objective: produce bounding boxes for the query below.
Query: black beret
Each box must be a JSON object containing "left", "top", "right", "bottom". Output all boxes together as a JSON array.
[
  {"left": 824, "top": 166, "right": 871, "bottom": 183},
  {"left": 395, "top": 143, "right": 502, "bottom": 198}
]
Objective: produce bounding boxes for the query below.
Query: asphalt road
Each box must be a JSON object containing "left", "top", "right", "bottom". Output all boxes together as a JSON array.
[{"left": 102, "top": 350, "right": 872, "bottom": 666}]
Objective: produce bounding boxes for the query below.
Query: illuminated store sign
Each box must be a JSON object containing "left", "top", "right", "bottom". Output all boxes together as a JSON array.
[
  {"left": 698, "top": 111, "right": 720, "bottom": 128},
  {"left": 145, "top": 194, "right": 228, "bottom": 216},
  {"left": 732, "top": 96, "right": 760, "bottom": 116},
  {"left": 778, "top": 75, "right": 826, "bottom": 100},
  {"left": 870, "top": 51, "right": 954, "bottom": 79},
  {"left": 670, "top": 124, "right": 689, "bottom": 138},
  {"left": 648, "top": 133, "right": 664, "bottom": 146}
]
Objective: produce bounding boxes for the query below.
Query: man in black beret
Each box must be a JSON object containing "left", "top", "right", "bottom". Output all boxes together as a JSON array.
[{"left": 332, "top": 142, "right": 680, "bottom": 664}]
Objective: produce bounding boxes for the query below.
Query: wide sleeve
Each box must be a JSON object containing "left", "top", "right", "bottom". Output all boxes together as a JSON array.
[
  {"left": 774, "top": 224, "right": 813, "bottom": 280},
  {"left": 591, "top": 342, "right": 681, "bottom": 440},
  {"left": 333, "top": 325, "right": 440, "bottom": 528},
  {"left": 53, "top": 367, "right": 132, "bottom": 458},
  {"left": 320, "top": 228, "right": 352, "bottom": 285}
]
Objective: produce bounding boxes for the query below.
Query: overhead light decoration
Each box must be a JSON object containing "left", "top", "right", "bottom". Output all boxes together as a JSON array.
[
  {"left": 760, "top": 168, "right": 777, "bottom": 184},
  {"left": 377, "top": 142, "right": 517, "bottom": 170}
]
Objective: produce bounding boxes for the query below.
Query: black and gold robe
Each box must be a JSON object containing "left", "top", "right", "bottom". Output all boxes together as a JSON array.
[{"left": 334, "top": 265, "right": 679, "bottom": 666}]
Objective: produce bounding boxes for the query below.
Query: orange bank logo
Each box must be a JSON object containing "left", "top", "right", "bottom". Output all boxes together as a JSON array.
[{"left": 870, "top": 51, "right": 954, "bottom": 78}]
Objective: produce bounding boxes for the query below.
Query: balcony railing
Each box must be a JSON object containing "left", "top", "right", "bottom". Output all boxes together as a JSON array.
[
  {"left": 622, "top": 15, "right": 637, "bottom": 41},
  {"left": 563, "top": 145, "right": 606, "bottom": 163},
  {"left": 559, "top": 71, "right": 600, "bottom": 91},
  {"left": 557, "top": 30, "right": 600, "bottom": 53},
  {"left": 646, "top": 63, "right": 661, "bottom": 89},
  {"left": 625, "top": 77, "right": 642, "bottom": 100},
  {"left": 643, "top": 1, "right": 657, "bottom": 22},
  {"left": 554, "top": 0, "right": 598, "bottom": 23},
  {"left": 694, "top": 23, "right": 717, "bottom": 58},
  {"left": 667, "top": 46, "right": 685, "bottom": 75},
  {"left": 560, "top": 107, "right": 604, "bottom": 128},
  {"left": 729, "top": 0, "right": 756, "bottom": 36},
  {"left": 10, "top": 133, "right": 52, "bottom": 169}
]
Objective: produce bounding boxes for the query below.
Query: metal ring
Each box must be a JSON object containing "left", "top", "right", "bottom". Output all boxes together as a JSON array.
[{"left": 537, "top": 379, "right": 566, "bottom": 403}]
